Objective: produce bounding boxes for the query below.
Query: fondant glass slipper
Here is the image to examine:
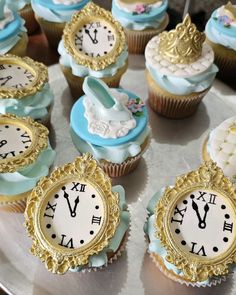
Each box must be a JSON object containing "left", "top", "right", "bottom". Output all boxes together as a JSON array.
[{"left": 83, "top": 76, "right": 132, "bottom": 122}]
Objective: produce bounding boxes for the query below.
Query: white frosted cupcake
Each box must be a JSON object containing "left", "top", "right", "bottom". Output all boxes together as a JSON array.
[
  {"left": 202, "top": 116, "right": 236, "bottom": 182},
  {"left": 0, "top": 0, "right": 28, "bottom": 56},
  {"left": 145, "top": 14, "right": 218, "bottom": 119}
]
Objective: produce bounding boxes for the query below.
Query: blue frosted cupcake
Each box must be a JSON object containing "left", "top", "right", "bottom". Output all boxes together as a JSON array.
[
  {"left": 70, "top": 77, "right": 150, "bottom": 177},
  {"left": 112, "top": 0, "right": 169, "bottom": 54},
  {"left": 0, "top": 0, "right": 28, "bottom": 56},
  {"left": 0, "top": 114, "right": 55, "bottom": 212},
  {"left": 0, "top": 54, "right": 54, "bottom": 126},
  {"left": 6, "top": 0, "right": 38, "bottom": 34},
  {"left": 31, "top": 0, "right": 90, "bottom": 48},
  {"left": 205, "top": 2, "right": 236, "bottom": 82}
]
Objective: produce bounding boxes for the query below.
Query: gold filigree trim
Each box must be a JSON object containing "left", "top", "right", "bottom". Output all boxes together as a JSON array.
[
  {"left": 0, "top": 54, "right": 48, "bottom": 99},
  {"left": 0, "top": 114, "right": 49, "bottom": 173},
  {"left": 63, "top": 2, "right": 126, "bottom": 71},
  {"left": 24, "top": 154, "right": 120, "bottom": 274},
  {"left": 155, "top": 161, "right": 236, "bottom": 282},
  {"left": 158, "top": 14, "right": 206, "bottom": 64}
]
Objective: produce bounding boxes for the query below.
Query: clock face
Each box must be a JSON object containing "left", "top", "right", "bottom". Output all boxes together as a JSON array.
[
  {"left": 0, "top": 63, "right": 35, "bottom": 89},
  {"left": 74, "top": 20, "right": 116, "bottom": 58},
  {"left": 170, "top": 189, "right": 236, "bottom": 259},
  {"left": 0, "top": 123, "right": 32, "bottom": 160},
  {"left": 41, "top": 181, "right": 105, "bottom": 250}
]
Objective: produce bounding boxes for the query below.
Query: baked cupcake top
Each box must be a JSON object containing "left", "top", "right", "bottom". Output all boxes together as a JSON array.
[
  {"left": 70, "top": 77, "right": 149, "bottom": 164},
  {"left": 145, "top": 14, "right": 218, "bottom": 95},
  {"left": 24, "top": 154, "right": 130, "bottom": 274},
  {"left": 31, "top": 0, "right": 90, "bottom": 23},
  {"left": 0, "top": 114, "right": 55, "bottom": 197},
  {"left": 144, "top": 161, "right": 236, "bottom": 286},
  {"left": 58, "top": 2, "right": 128, "bottom": 78},
  {"left": 0, "top": 0, "right": 27, "bottom": 54},
  {"left": 0, "top": 54, "right": 54, "bottom": 121},
  {"left": 112, "top": 0, "right": 168, "bottom": 30},
  {"left": 205, "top": 2, "right": 236, "bottom": 51},
  {"left": 206, "top": 116, "right": 236, "bottom": 182}
]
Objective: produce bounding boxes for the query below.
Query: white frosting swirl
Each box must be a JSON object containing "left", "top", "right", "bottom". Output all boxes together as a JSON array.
[
  {"left": 83, "top": 89, "right": 136, "bottom": 139},
  {"left": 0, "top": 8, "right": 14, "bottom": 30}
]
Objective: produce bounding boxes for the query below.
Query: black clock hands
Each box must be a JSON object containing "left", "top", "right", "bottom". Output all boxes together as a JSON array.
[
  {"left": 63, "top": 189, "right": 79, "bottom": 218},
  {"left": 192, "top": 200, "right": 209, "bottom": 229},
  {"left": 85, "top": 29, "right": 98, "bottom": 44},
  {"left": 0, "top": 140, "right": 7, "bottom": 148},
  {"left": 0, "top": 76, "right": 12, "bottom": 86}
]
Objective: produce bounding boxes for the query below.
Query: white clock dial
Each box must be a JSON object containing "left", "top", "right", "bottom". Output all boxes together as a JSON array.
[
  {"left": 0, "top": 124, "right": 32, "bottom": 160},
  {"left": 74, "top": 21, "right": 116, "bottom": 57},
  {"left": 170, "top": 189, "right": 235, "bottom": 259},
  {"left": 42, "top": 181, "right": 105, "bottom": 249},
  {"left": 0, "top": 63, "right": 35, "bottom": 89}
]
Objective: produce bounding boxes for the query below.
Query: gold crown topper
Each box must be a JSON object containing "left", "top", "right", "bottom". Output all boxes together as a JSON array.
[
  {"left": 224, "top": 2, "right": 236, "bottom": 20},
  {"left": 158, "top": 14, "right": 206, "bottom": 64}
]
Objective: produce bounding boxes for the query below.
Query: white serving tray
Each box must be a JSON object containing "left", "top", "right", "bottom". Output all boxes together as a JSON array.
[{"left": 0, "top": 55, "right": 236, "bottom": 295}]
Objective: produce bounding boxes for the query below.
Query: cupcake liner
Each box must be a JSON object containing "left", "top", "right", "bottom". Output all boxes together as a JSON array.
[
  {"left": 100, "top": 135, "right": 150, "bottom": 178},
  {"left": 0, "top": 192, "right": 29, "bottom": 213},
  {"left": 61, "top": 61, "right": 128, "bottom": 100},
  {"left": 206, "top": 38, "right": 236, "bottom": 84},
  {"left": 146, "top": 71, "right": 209, "bottom": 119},
  {"left": 8, "top": 32, "right": 28, "bottom": 57},
  {"left": 125, "top": 13, "right": 169, "bottom": 54},
  {"left": 20, "top": 4, "right": 39, "bottom": 35},
  {"left": 35, "top": 15, "right": 65, "bottom": 49},
  {"left": 149, "top": 252, "right": 225, "bottom": 287}
]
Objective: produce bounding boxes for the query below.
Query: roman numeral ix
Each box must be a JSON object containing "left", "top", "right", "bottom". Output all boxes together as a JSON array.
[
  {"left": 43, "top": 201, "right": 57, "bottom": 219},
  {"left": 171, "top": 205, "right": 187, "bottom": 225}
]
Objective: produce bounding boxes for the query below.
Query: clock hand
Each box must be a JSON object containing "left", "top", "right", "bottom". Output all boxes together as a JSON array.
[
  {"left": 0, "top": 76, "right": 12, "bottom": 86},
  {"left": 63, "top": 190, "right": 75, "bottom": 217},
  {"left": 192, "top": 200, "right": 205, "bottom": 229},
  {"left": 198, "top": 203, "right": 209, "bottom": 229},
  {"left": 0, "top": 140, "right": 7, "bottom": 148},
  {"left": 71, "top": 196, "right": 79, "bottom": 217},
  {"left": 93, "top": 29, "right": 98, "bottom": 44},
  {"left": 85, "top": 29, "right": 98, "bottom": 44}
]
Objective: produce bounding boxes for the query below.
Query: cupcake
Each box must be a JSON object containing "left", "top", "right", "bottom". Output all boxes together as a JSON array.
[
  {"left": 6, "top": 0, "right": 39, "bottom": 34},
  {"left": 0, "top": 54, "right": 54, "bottom": 127},
  {"left": 112, "top": 0, "right": 169, "bottom": 54},
  {"left": 0, "top": 0, "right": 28, "bottom": 56},
  {"left": 70, "top": 77, "right": 150, "bottom": 177},
  {"left": 58, "top": 2, "right": 128, "bottom": 99},
  {"left": 31, "top": 0, "right": 90, "bottom": 48},
  {"left": 0, "top": 114, "right": 55, "bottom": 212},
  {"left": 145, "top": 14, "right": 218, "bottom": 119},
  {"left": 202, "top": 116, "right": 236, "bottom": 183},
  {"left": 144, "top": 161, "right": 236, "bottom": 286},
  {"left": 205, "top": 2, "right": 236, "bottom": 83},
  {"left": 24, "top": 154, "right": 130, "bottom": 274}
]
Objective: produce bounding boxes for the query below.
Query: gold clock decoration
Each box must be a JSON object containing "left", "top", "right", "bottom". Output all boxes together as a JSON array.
[
  {"left": 155, "top": 161, "right": 236, "bottom": 282},
  {"left": 0, "top": 114, "right": 48, "bottom": 173},
  {"left": 63, "top": 2, "right": 126, "bottom": 71},
  {"left": 158, "top": 14, "right": 206, "bottom": 64},
  {"left": 24, "top": 154, "right": 120, "bottom": 275},
  {"left": 0, "top": 54, "right": 48, "bottom": 99}
]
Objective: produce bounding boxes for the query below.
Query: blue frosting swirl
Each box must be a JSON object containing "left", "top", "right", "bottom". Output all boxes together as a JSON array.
[
  {"left": 0, "top": 83, "right": 54, "bottom": 121},
  {"left": 58, "top": 40, "right": 128, "bottom": 78},
  {"left": 146, "top": 63, "right": 218, "bottom": 95},
  {"left": 70, "top": 185, "right": 130, "bottom": 271},
  {"left": 112, "top": 0, "right": 168, "bottom": 30},
  {"left": 205, "top": 10, "right": 236, "bottom": 51},
  {"left": 0, "top": 143, "right": 56, "bottom": 196},
  {"left": 6, "top": 0, "right": 31, "bottom": 11},
  {"left": 31, "top": 0, "right": 90, "bottom": 22}
]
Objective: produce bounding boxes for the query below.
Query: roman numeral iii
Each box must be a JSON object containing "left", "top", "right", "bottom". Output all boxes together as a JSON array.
[{"left": 92, "top": 216, "right": 102, "bottom": 225}]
